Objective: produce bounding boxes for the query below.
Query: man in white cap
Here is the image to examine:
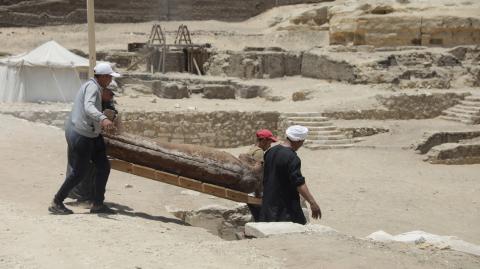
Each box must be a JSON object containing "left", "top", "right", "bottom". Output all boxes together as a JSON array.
[
  {"left": 49, "top": 63, "right": 120, "bottom": 215},
  {"left": 66, "top": 80, "right": 119, "bottom": 204},
  {"left": 258, "top": 125, "right": 321, "bottom": 224}
]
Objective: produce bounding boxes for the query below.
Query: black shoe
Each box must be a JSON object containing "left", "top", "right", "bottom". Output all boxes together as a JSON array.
[
  {"left": 48, "top": 201, "right": 73, "bottom": 215},
  {"left": 90, "top": 204, "right": 116, "bottom": 214}
]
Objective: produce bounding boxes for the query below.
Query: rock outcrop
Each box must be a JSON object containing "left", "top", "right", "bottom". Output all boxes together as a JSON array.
[{"left": 328, "top": 0, "right": 480, "bottom": 47}]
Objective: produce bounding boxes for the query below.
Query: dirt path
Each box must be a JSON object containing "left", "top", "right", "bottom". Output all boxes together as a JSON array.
[{"left": 1, "top": 114, "right": 479, "bottom": 268}]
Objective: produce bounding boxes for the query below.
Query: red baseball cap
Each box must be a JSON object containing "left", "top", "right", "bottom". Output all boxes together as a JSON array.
[{"left": 256, "top": 129, "right": 278, "bottom": 142}]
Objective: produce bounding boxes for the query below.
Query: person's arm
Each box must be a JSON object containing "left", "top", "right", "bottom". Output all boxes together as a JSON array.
[
  {"left": 84, "top": 85, "right": 113, "bottom": 129},
  {"left": 297, "top": 184, "right": 321, "bottom": 219},
  {"left": 289, "top": 156, "right": 321, "bottom": 219}
]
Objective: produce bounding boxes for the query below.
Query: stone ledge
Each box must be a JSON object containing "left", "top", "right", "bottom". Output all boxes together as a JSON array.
[{"left": 245, "top": 222, "right": 337, "bottom": 238}]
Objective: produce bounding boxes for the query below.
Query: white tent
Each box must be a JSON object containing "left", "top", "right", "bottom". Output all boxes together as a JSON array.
[{"left": 0, "top": 40, "right": 90, "bottom": 102}]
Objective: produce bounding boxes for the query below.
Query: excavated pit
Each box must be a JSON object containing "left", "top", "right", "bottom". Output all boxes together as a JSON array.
[
  {"left": 118, "top": 73, "right": 268, "bottom": 100},
  {"left": 167, "top": 204, "right": 253, "bottom": 240}
]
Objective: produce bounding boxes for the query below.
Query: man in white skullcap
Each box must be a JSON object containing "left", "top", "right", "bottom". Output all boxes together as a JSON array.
[
  {"left": 49, "top": 63, "right": 120, "bottom": 215},
  {"left": 258, "top": 125, "right": 321, "bottom": 224}
]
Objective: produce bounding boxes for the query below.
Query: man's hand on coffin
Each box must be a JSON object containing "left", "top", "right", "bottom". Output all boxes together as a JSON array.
[{"left": 101, "top": 118, "right": 115, "bottom": 131}]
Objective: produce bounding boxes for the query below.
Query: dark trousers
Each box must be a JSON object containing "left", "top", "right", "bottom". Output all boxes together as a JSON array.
[
  {"left": 247, "top": 203, "right": 261, "bottom": 221},
  {"left": 67, "top": 162, "right": 95, "bottom": 201},
  {"left": 54, "top": 127, "right": 110, "bottom": 205}
]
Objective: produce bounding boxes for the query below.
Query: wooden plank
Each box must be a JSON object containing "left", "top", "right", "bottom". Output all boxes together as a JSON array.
[
  {"left": 225, "top": 189, "right": 250, "bottom": 203},
  {"left": 203, "top": 183, "right": 227, "bottom": 198},
  {"left": 193, "top": 57, "right": 202, "bottom": 75},
  {"left": 155, "top": 170, "right": 179, "bottom": 185},
  {"left": 132, "top": 165, "right": 156, "bottom": 180},
  {"left": 126, "top": 51, "right": 154, "bottom": 71},
  {"left": 110, "top": 158, "right": 262, "bottom": 205},
  {"left": 162, "top": 45, "right": 167, "bottom": 73},
  {"left": 178, "top": 176, "right": 203, "bottom": 192},
  {"left": 247, "top": 196, "right": 262, "bottom": 205},
  {"left": 110, "top": 159, "right": 133, "bottom": 173}
]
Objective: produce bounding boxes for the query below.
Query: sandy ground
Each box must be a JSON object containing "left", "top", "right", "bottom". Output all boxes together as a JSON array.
[
  {"left": 1, "top": 114, "right": 479, "bottom": 268},
  {"left": 1, "top": 1, "right": 480, "bottom": 267},
  {"left": 0, "top": 3, "right": 331, "bottom": 56}
]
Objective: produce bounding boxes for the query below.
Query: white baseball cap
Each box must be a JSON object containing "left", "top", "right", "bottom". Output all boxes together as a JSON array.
[{"left": 94, "top": 62, "right": 121, "bottom": 77}]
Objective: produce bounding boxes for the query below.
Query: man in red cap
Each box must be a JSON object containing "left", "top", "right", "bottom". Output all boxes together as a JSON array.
[
  {"left": 242, "top": 129, "right": 278, "bottom": 220},
  {"left": 247, "top": 129, "right": 278, "bottom": 163}
]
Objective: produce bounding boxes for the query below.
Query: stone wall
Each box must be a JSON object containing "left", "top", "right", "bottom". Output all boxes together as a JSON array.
[
  {"left": 301, "top": 46, "right": 480, "bottom": 89},
  {"left": 205, "top": 48, "right": 303, "bottom": 79},
  {"left": 329, "top": 2, "right": 480, "bottom": 47},
  {"left": 119, "top": 73, "right": 267, "bottom": 99},
  {"left": 323, "top": 92, "right": 468, "bottom": 120},
  {"left": 302, "top": 48, "right": 357, "bottom": 82},
  {"left": 0, "top": 110, "right": 69, "bottom": 129},
  {"left": 0, "top": 0, "right": 330, "bottom": 26},
  {"left": 120, "top": 111, "right": 280, "bottom": 148},
  {"left": 204, "top": 45, "right": 479, "bottom": 87},
  {"left": 425, "top": 143, "right": 480, "bottom": 165},
  {"left": 415, "top": 131, "right": 480, "bottom": 154},
  {"left": 0, "top": 109, "right": 281, "bottom": 148}
]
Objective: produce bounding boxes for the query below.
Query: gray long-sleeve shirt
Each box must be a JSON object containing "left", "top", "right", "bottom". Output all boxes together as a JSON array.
[{"left": 70, "top": 79, "right": 107, "bottom": 138}]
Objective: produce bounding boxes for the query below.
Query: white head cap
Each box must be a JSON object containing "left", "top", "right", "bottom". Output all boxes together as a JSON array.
[
  {"left": 286, "top": 125, "right": 309, "bottom": 141},
  {"left": 94, "top": 62, "right": 121, "bottom": 77}
]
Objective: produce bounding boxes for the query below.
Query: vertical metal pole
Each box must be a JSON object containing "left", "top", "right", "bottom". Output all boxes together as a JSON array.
[{"left": 87, "top": 0, "right": 96, "bottom": 77}]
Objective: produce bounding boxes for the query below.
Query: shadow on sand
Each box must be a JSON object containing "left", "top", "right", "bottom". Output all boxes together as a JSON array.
[{"left": 65, "top": 200, "right": 188, "bottom": 225}]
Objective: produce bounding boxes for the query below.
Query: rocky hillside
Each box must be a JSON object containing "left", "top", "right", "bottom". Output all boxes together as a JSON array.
[{"left": 0, "top": 0, "right": 329, "bottom": 26}]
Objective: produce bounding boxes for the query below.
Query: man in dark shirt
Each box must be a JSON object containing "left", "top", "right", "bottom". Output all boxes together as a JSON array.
[{"left": 258, "top": 125, "right": 321, "bottom": 224}]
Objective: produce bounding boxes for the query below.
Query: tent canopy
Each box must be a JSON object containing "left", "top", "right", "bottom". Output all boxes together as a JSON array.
[
  {"left": 0, "top": 40, "right": 90, "bottom": 102},
  {"left": 0, "top": 40, "right": 89, "bottom": 68}
]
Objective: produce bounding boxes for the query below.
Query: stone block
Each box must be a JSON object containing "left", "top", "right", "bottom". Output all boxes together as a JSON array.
[
  {"left": 292, "top": 91, "right": 312, "bottom": 101},
  {"left": 202, "top": 85, "right": 235, "bottom": 99},
  {"left": 302, "top": 49, "right": 357, "bottom": 82},
  {"left": 284, "top": 52, "right": 303, "bottom": 76},
  {"left": 245, "top": 222, "right": 336, "bottom": 238},
  {"left": 18, "top": 111, "right": 37, "bottom": 121},
  {"left": 262, "top": 53, "right": 285, "bottom": 78},
  {"left": 188, "top": 85, "right": 204, "bottom": 94},
  {"left": 153, "top": 82, "right": 190, "bottom": 99},
  {"left": 236, "top": 85, "right": 264, "bottom": 99}
]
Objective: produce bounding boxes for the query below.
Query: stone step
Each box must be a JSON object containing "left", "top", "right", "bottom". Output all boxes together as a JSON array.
[
  {"left": 448, "top": 107, "right": 480, "bottom": 115},
  {"left": 309, "top": 130, "right": 343, "bottom": 136},
  {"left": 460, "top": 100, "right": 480, "bottom": 107},
  {"left": 464, "top": 95, "right": 480, "bottom": 102},
  {"left": 455, "top": 104, "right": 480, "bottom": 113},
  {"left": 305, "top": 144, "right": 355, "bottom": 150},
  {"left": 282, "top": 112, "right": 323, "bottom": 117},
  {"left": 442, "top": 110, "right": 480, "bottom": 120},
  {"left": 442, "top": 110, "right": 473, "bottom": 118},
  {"left": 307, "top": 134, "right": 348, "bottom": 140},
  {"left": 439, "top": 115, "right": 473, "bottom": 124},
  {"left": 307, "top": 126, "right": 337, "bottom": 131},
  {"left": 286, "top": 116, "right": 329, "bottom": 122},
  {"left": 352, "top": 137, "right": 365, "bottom": 143},
  {"left": 287, "top": 121, "right": 334, "bottom": 127},
  {"left": 306, "top": 139, "right": 356, "bottom": 145}
]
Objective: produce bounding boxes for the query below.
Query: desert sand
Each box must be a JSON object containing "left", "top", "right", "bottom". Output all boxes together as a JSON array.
[{"left": 1, "top": 1, "right": 480, "bottom": 268}]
